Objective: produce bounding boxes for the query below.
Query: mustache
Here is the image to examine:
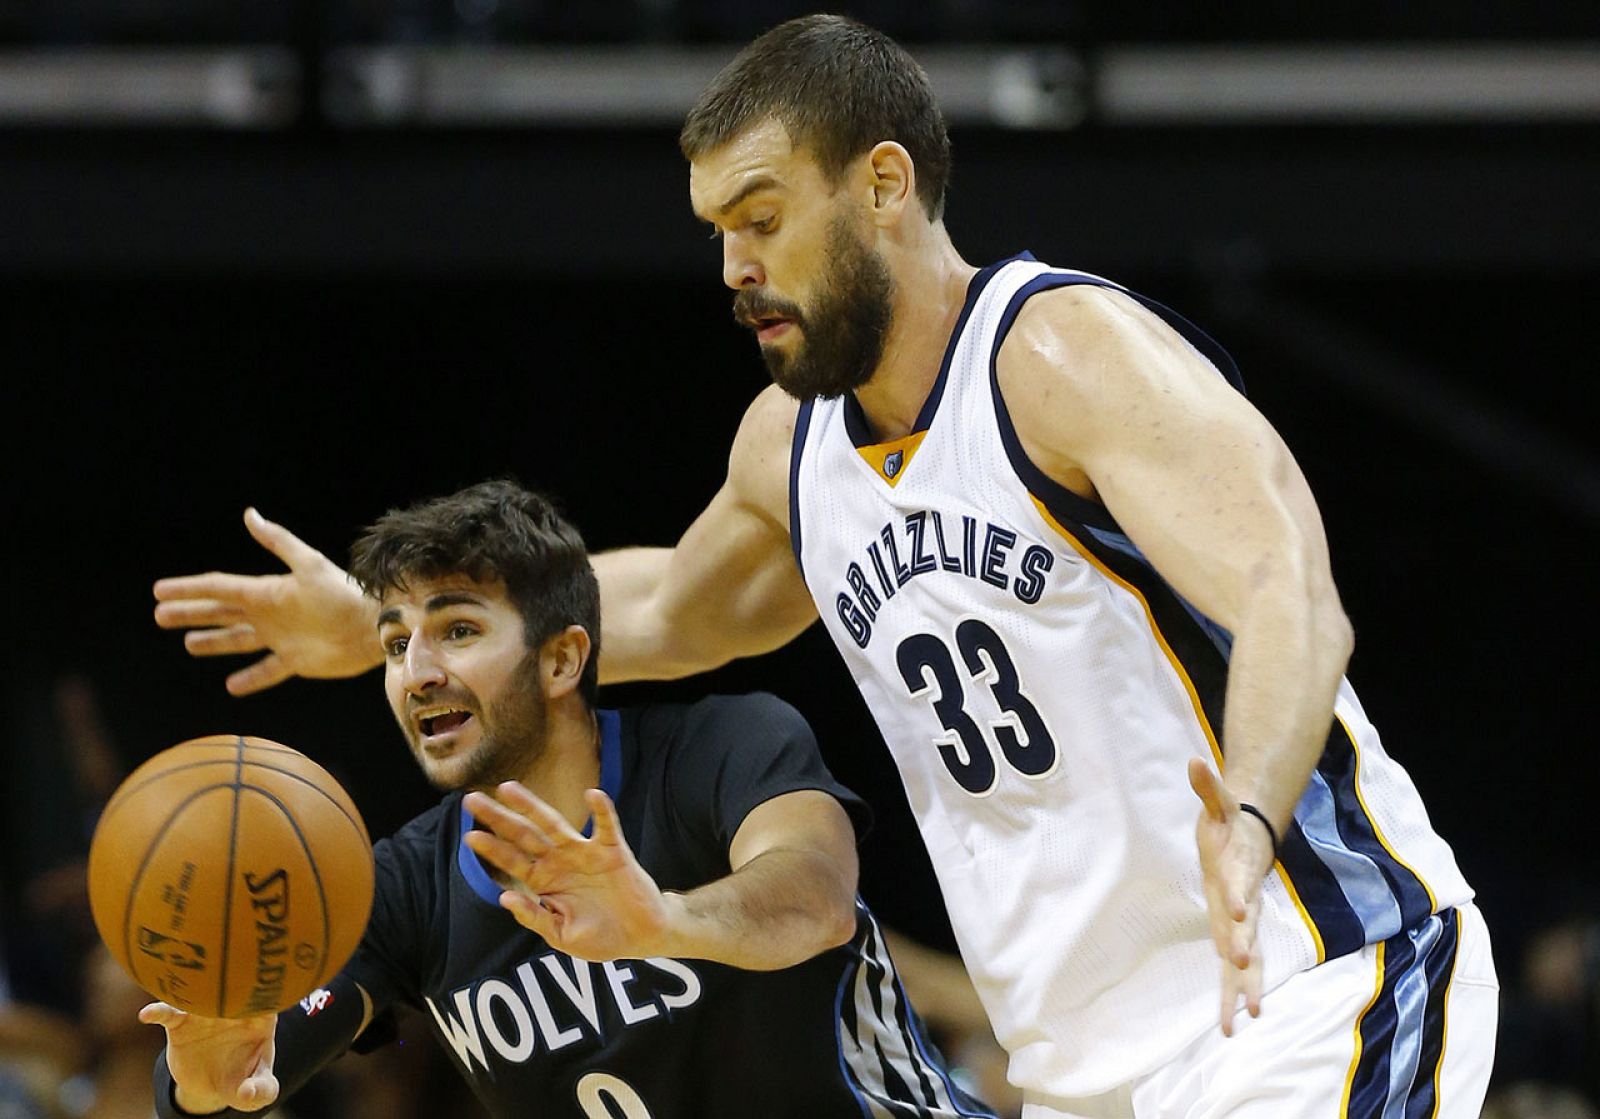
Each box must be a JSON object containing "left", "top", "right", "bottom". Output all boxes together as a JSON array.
[
  {"left": 406, "top": 690, "right": 478, "bottom": 720},
  {"left": 733, "top": 289, "right": 804, "bottom": 331}
]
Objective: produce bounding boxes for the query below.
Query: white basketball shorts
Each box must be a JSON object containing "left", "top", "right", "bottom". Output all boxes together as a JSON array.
[{"left": 1021, "top": 903, "right": 1498, "bottom": 1119}]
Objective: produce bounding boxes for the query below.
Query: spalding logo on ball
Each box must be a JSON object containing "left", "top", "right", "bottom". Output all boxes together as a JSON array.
[{"left": 87, "top": 735, "right": 375, "bottom": 1019}]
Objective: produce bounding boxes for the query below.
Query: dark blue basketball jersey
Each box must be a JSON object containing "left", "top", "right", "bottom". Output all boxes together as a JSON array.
[{"left": 340, "top": 694, "right": 993, "bottom": 1119}]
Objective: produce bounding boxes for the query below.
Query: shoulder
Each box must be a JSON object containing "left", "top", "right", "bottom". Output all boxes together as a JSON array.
[
  {"left": 733, "top": 382, "right": 803, "bottom": 447},
  {"left": 373, "top": 796, "right": 456, "bottom": 875},
  {"left": 684, "top": 691, "right": 813, "bottom": 740},
  {"left": 725, "top": 385, "right": 801, "bottom": 528},
  {"left": 634, "top": 693, "right": 817, "bottom": 768},
  {"left": 996, "top": 282, "right": 1255, "bottom": 467},
  {"left": 643, "top": 691, "right": 814, "bottom": 743},
  {"left": 998, "top": 283, "right": 1188, "bottom": 401},
  {"left": 362, "top": 798, "right": 455, "bottom": 955}
]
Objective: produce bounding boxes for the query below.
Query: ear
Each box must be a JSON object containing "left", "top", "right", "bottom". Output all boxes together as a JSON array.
[
  {"left": 540, "top": 625, "right": 593, "bottom": 701},
  {"left": 865, "top": 141, "right": 916, "bottom": 226}
]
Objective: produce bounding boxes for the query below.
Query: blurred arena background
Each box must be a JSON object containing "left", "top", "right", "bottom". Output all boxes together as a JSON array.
[{"left": 2, "top": 3, "right": 1597, "bottom": 1116}]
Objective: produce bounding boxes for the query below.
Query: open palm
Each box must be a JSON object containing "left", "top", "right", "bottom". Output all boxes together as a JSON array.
[
  {"left": 152, "top": 508, "right": 378, "bottom": 695},
  {"left": 140, "top": 1001, "right": 279, "bottom": 1113},
  {"left": 464, "top": 783, "right": 673, "bottom": 962}
]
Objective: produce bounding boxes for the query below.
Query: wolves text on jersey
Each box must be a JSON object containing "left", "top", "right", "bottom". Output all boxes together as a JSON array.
[
  {"left": 425, "top": 950, "right": 703, "bottom": 1076},
  {"left": 834, "top": 510, "right": 1054, "bottom": 649}
]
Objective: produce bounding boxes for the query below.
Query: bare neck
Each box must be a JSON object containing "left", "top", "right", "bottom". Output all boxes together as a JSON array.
[
  {"left": 509, "top": 700, "right": 601, "bottom": 831},
  {"left": 854, "top": 231, "right": 978, "bottom": 442}
]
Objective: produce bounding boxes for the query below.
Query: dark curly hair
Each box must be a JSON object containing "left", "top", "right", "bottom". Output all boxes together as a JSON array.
[{"left": 348, "top": 479, "right": 601, "bottom": 706}]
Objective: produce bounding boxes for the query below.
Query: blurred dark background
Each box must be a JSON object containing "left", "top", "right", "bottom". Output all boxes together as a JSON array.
[{"left": 2, "top": 3, "right": 1598, "bottom": 1117}]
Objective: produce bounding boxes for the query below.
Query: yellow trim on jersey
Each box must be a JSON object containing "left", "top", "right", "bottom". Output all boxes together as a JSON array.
[
  {"left": 1028, "top": 493, "right": 1326, "bottom": 961},
  {"left": 1431, "top": 911, "right": 1462, "bottom": 1115},
  {"left": 1028, "top": 496, "right": 1221, "bottom": 761},
  {"left": 1338, "top": 712, "right": 1439, "bottom": 914},
  {"left": 1341, "top": 938, "right": 1389, "bottom": 1116},
  {"left": 857, "top": 430, "right": 928, "bottom": 487},
  {"left": 1272, "top": 867, "right": 1325, "bottom": 963}
]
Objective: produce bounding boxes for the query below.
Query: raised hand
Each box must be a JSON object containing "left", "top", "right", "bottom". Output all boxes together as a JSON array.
[
  {"left": 153, "top": 508, "right": 380, "bottom": 695},
  {"left": 1186, "top": 757, "right": 1277, "bottom": 1037},
  {"left": 139, "top": 1001, "right": 279, "bottom": 1114},
  {"left": 463, "top": 783, "right": 675, "bottom": 962}
]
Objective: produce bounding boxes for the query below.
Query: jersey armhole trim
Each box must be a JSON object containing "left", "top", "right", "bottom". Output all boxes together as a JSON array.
[
  {"left": 988, "top": 273, "right": 1252, "bottom": 535},
  {"left": 990, "top": 274, "right": 1126, "bottom": 533},
  {"left": 789, "top": 398, "right": 816, "bottom": 579}
]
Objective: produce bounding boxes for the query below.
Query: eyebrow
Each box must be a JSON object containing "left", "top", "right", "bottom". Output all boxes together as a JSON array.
[
  {"left": 711, "top": 175, "right": 782, "bottom": 220},
  {"left": 376, "top": 591, "right": 487, "bottom": 630}
]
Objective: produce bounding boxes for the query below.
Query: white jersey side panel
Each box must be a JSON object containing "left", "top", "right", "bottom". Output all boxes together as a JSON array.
[{"left": 789, "top": 256, "right": 1472, "bottom": 1096}]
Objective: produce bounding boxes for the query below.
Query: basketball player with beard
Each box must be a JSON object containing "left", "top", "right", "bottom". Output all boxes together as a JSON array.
[
  {"left": 152, "top": 16, "right": 1497, "bottom": 1118},
  {"left": 141, "top": 481, "right": 992, "bottom": 1119}
]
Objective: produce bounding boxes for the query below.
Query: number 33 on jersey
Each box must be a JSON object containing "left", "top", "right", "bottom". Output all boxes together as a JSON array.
[{"left": 791, "top": 255, "right": 1473, "bottom": 1094}]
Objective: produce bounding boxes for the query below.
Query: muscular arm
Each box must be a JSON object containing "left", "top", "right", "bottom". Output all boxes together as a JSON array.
[
  {"left": 1000, "top": 284, "right": 1352, "bottom": 835},
  {"left": 152, "top": 388, "right": 815, "bottom": 694},
  {"left": 999, "top": 286, "right": 1354, "bottom": 1027},
  {"left": 595, "top": 385, "right": 819, "bottom": 683}
]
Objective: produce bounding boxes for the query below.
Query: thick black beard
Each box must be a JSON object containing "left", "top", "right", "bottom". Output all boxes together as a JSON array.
[
  {"left": 759, "top": 214, "right": 895, "bottom": 402},
  {"left": 419, "top": 648, "right": 548, "bottom": 791}
]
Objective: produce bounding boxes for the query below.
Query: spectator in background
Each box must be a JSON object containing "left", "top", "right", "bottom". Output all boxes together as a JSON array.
[
  {"left": 1490, "top": 912, "right": 1600, "bottom": 1109},
  {"left": 1, "top": 675, "right": 122, "bottom": 1016},
  {"left": 0, "top": 676, "right": 431, "bottom": 1119},
  {"left": 1482, "top": 1083, "right": 1598, "bottom": 1119}
]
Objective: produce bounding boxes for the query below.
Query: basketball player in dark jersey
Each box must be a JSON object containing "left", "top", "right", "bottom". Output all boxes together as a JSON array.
[{"left": 141, "top": 481, "right": 991, "bottom": 1119}]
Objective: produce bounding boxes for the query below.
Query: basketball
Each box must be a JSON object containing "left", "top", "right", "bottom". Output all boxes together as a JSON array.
[{"left": 86, "top": 735, "right": 375, "bottom": 1019}]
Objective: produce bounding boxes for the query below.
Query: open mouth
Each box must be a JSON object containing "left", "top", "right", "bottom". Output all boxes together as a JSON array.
[{"left": 416, "top": 707, "right": 473, "bottom": 740}]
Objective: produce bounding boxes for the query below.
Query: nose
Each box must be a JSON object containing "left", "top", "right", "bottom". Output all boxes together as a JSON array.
[
  {"left": 400, "top": 640, "right": 447, "bottom": 696},
  {"left": 721, "top": 232, "right": 764, "bottom": 291}
]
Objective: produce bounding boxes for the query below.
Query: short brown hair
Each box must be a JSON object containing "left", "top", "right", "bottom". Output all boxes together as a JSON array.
[
  {"left": 680, "top": 15, "right": 951, "bottom": 220},
  {"left": 349, "top": 479, "right": 601, "bottom": 706}
]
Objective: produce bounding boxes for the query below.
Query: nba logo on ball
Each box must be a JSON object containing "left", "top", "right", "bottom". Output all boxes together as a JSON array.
[
  {"left": 883, "top": 450, "right": 904, "bottom": 479},
  {"left": 87, "top": 735, "right": 375, "bottom": 1019}
]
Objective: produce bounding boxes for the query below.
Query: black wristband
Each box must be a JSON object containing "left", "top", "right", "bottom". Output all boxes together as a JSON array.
[{"left": 1237, "top": 802, "right": 1281, "bottom": 856}]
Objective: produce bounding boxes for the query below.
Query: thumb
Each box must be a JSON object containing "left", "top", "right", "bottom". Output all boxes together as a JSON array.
[
  {"left": 138, "top": 1001, "right": 185, "bottom": 1029},
  {"left": 586, "top": 789, "right": 624, "bottom": 847},
  {"left": 236, "top": 1071, "right": 281, "bottom": 1110},
  {"left": 1187, "top": 757, "right": 1231, "bottom": 822},
  {"left": 501, "top": 889, "right": 559, "bottom": 938},
  {"left": 226, "top": 652, "right": 293, "bottom": 698},
  {"left": 243, "top": 507, "right": 319, "bottom": 571}
]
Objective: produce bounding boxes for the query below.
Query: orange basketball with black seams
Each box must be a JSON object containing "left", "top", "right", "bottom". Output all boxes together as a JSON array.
[{"left": 87, "top": 735, "right": 374, "bottom": 1019}]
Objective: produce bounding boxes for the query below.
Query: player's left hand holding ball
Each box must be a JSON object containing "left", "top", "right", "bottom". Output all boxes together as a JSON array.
[{"left": 139, "top": 1001, "right": 279, "bottom": 1114}]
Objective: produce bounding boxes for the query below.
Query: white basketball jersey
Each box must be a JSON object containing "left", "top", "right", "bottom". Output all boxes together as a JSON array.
[{"left": 789, "top": 255, "right": 1472, "bottom": 1096}]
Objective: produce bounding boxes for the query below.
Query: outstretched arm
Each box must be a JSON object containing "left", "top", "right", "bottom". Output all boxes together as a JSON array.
[
  {"left": 595, "top": 385, "right": 819, "bottom": 682},
  {"left": 465, "top": 782, "right": 859, "bottom": 971},
  {"left": 153, "top": 386, "right": 816, "bottom": 693},
  {"left": 999, "top": 285, "right": 1354, "bottom": 1033}
]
